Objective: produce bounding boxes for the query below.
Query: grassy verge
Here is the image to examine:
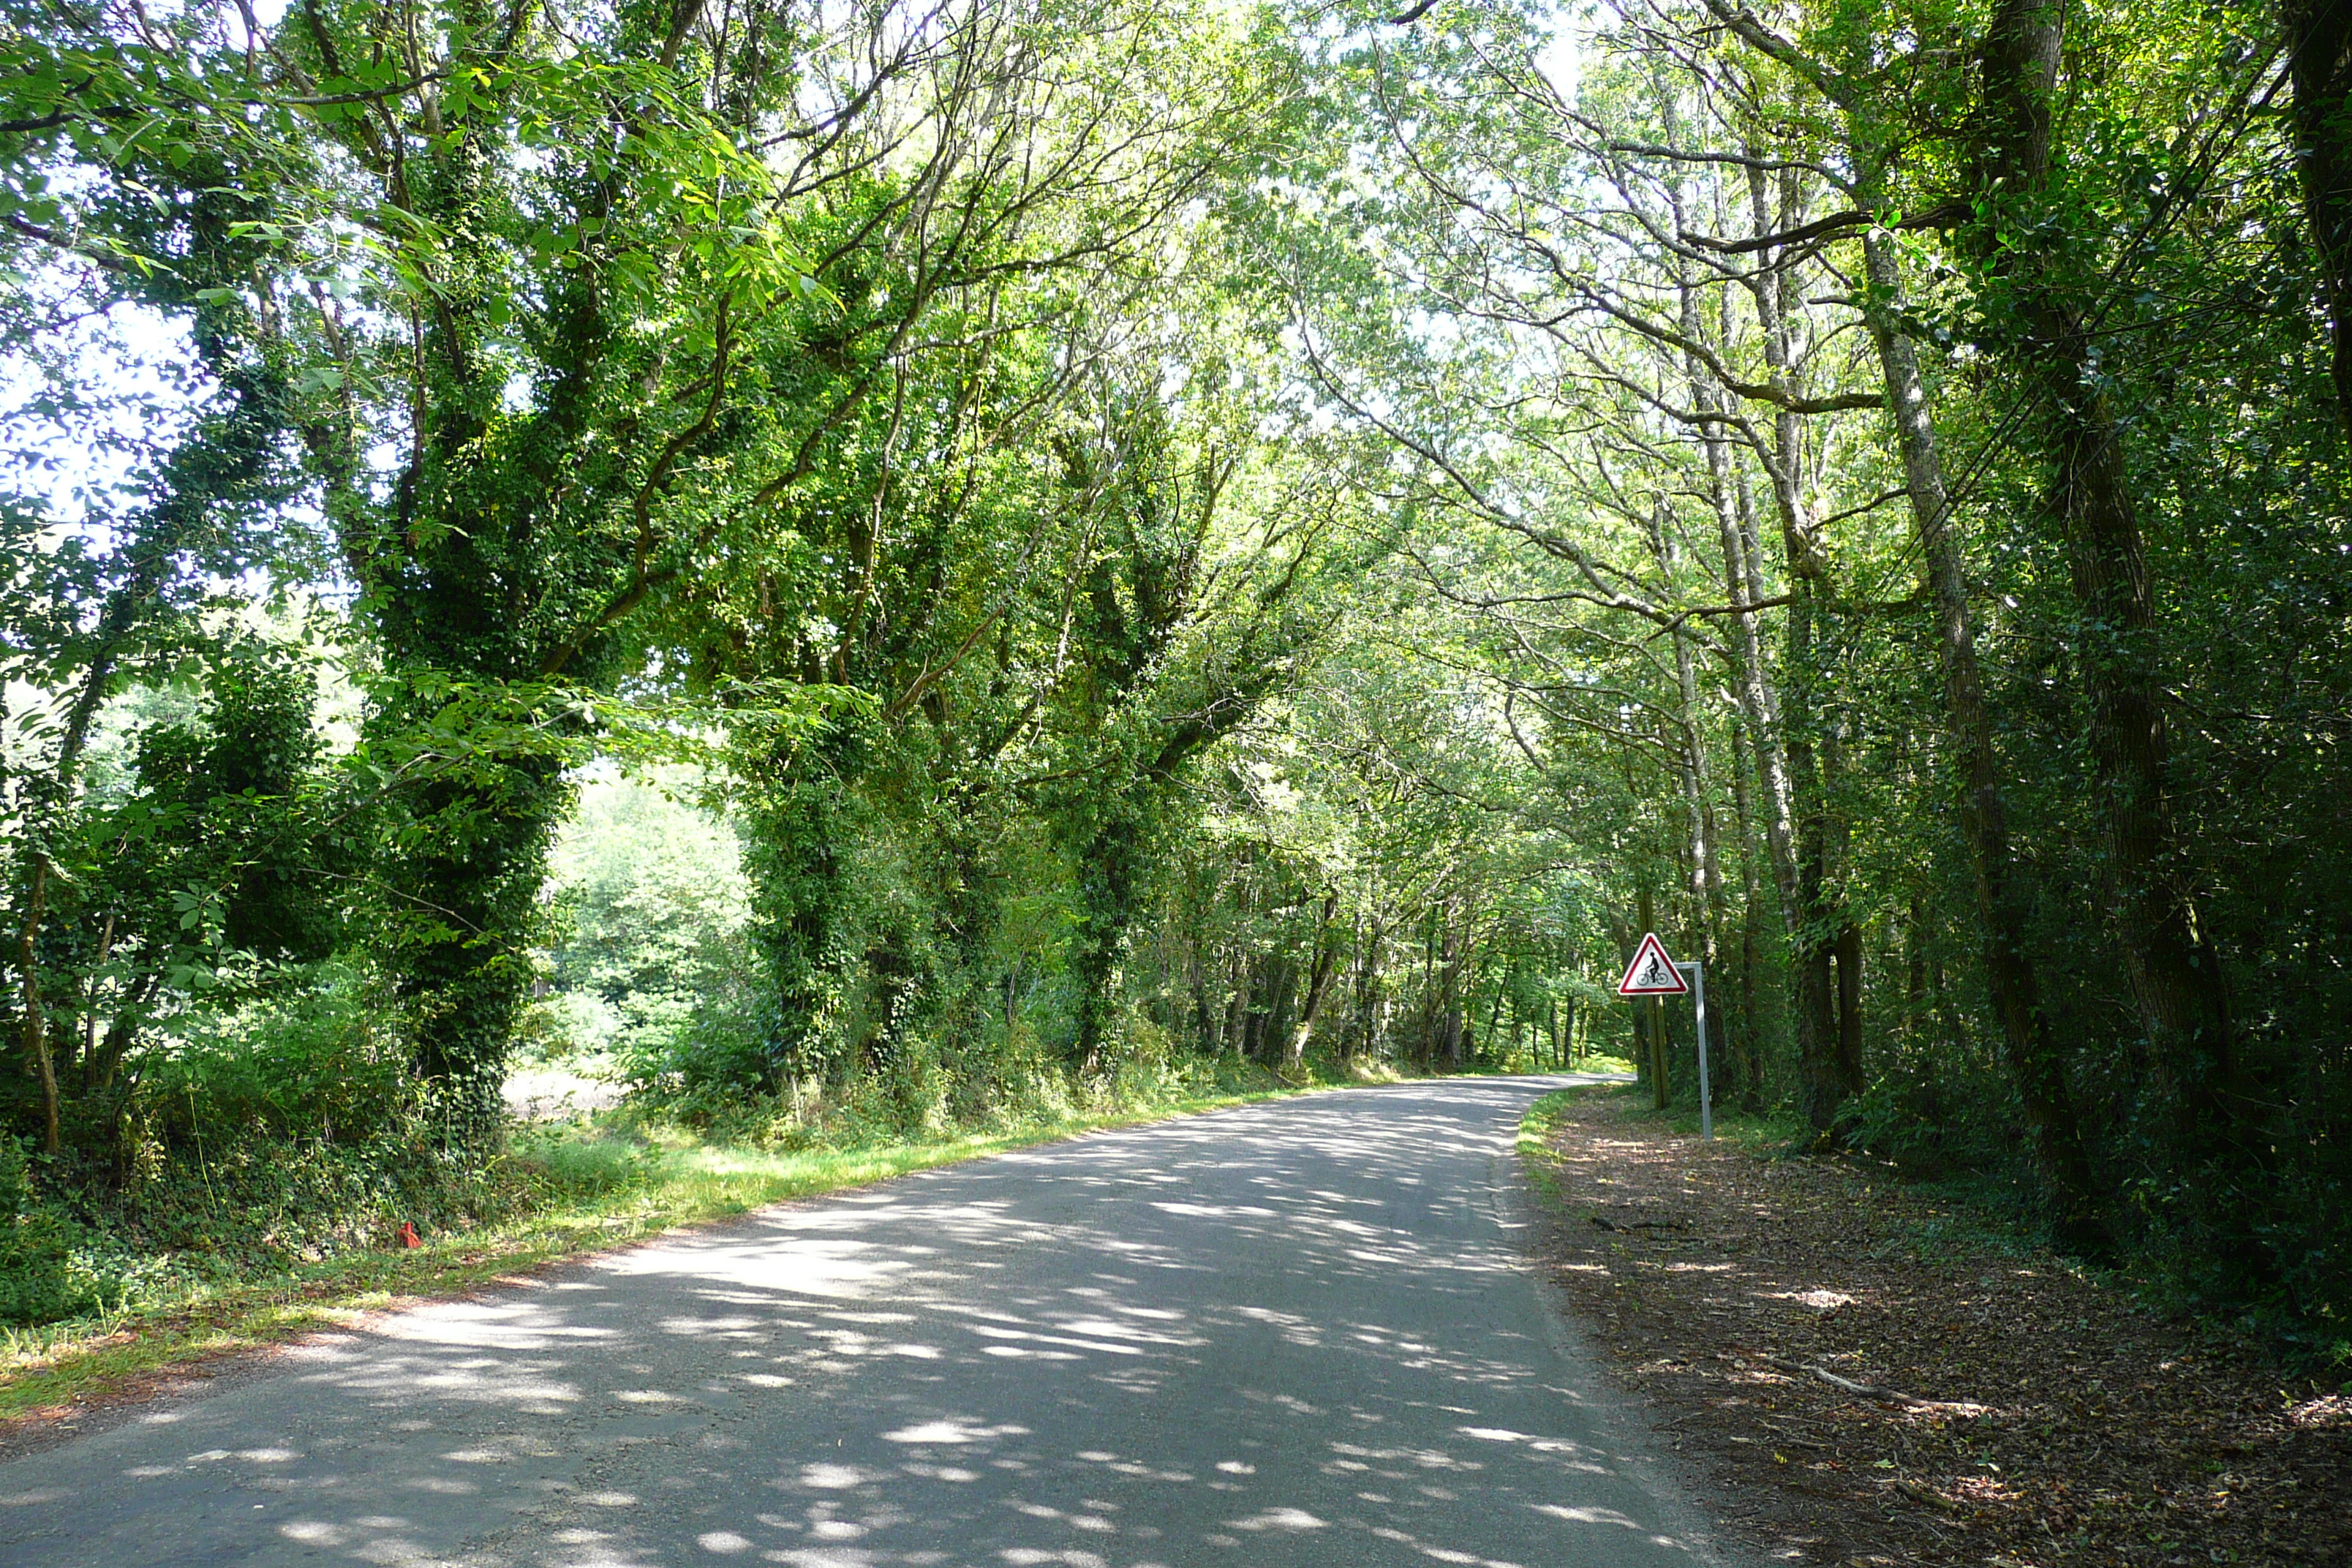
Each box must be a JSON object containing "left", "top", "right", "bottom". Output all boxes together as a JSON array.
[
  {"left": 0, "top": 1062, "right": 1413, "bottom": 1425},
  {"left": 1555, "top": 1076, "right": 1804, "bottom": 1147},
  {"left": 1515, "top": 1087, "right": 1577, "bottom": 1196},
  {"left": 1549, "top": 1052, "right": 1635, "bottom": 1077},
  {"left": 1512, "top": 1079, "right": 1633, "bottom": 1209}
]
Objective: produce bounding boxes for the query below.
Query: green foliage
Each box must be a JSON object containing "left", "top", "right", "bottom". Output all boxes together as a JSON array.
[
  {"left": 107, "top": 639, "right": 344, "bottom": 965},
  {"left": 146, "top": 960, "right": 412, "bottom": 1147},
  {"left": 0, "top": 1137, "right": 178, "bottom": 1325},
  {"left": 549, "top": 769, "right": 748, "bottom": 1009},
  {"left": 0, "top": 634, "right": 359, "bottom": 1150},
  {"left": 2, "top": 0, "right": 2346, "bottom": 1364},
  {"left": 0, "top": 961, "right": 564, "bottom": 1327},
  {"left": 539, "top": 764, "right": 763, "bottom": 1098}
]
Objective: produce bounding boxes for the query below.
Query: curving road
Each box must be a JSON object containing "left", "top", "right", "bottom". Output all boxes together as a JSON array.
[{"left": 0, "top": 1074, "right": 1733, "bottom": 1567}]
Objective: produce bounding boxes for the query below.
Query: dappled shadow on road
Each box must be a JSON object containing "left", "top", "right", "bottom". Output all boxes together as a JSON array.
[{"left": 0, "top": 1075, "right": 1708, "bottom": 1567}]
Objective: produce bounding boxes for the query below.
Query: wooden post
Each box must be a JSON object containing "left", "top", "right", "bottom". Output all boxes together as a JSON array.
[{"left": 1651, "top": 996, "right": 1670, "bottom": 1109}]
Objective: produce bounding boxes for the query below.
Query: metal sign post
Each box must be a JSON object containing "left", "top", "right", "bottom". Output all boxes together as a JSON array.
[
  {"left": 1677, "top": 960, "right": 1711, "bottom": 1142},
  {"left": 1614, "top": 932, "right": 1714, "bottom": 1142}
]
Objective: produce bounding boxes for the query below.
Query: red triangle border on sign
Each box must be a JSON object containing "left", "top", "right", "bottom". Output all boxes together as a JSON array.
[{"left": 1616, "top": 931, "right": 1689, "bottom": 996}]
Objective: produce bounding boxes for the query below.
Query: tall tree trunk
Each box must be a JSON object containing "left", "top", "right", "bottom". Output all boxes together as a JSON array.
[
  {"left": 1223, "top": 950, "right": 1248, "bottom": 1057},
  {"left": 1976, "top": 0, "right": 2236, "bottom": 1152},
  {"left": 1823, "top": 717, "right": 1865, "bottom": 1102},
  {"left": 1070, "top": 806, "right": 1153, "bottom": 1072},
  {"left": 1262, "top": 954, "right": 1298, "bottom": 1066},
  {"left": 1189, "top": 939, "right": 1215, "bottom": 1049},
  {"left": 1781, "top": 539, "right": 1844, "bottom": 1132},
  {"left": 1288, "top": 889, "right": 1341, "bottom": 1066},
  {"left": 1787, "top": 666, "right": 1843, "bottom": 1135},
  {"left": 1441, "top": 930, "right": 1466, "bottom": 1067},
  {"left": 1904, "top": 894, "right": 1929, "bottom": 1051},
  {"left": 1727, "top": 715, "right": 1768, "bottom": 1112},
  {"left": 1833, "top": 919, "right": 1864, "bottom": 1094},
  {"left": 1694, "top": 203, "right": 1801, "bottom": 999},
  {"left": 1684, "top": 271, "right": 1773, "bottom": 1116},
  {"left": 1859, "top": 223, "right": 2107, "bottom": 1245},
  {"left": 1668, "top": 592, "right": 1725, "bottom": 982},
  {"left": 1743, "top": 163, "right": 1848, "bottom": 1134},
  {"left": 1240, "top": 952, "right": 1266, "bottom": 1062},
  {"left": 1715, "top": 466, "right": 1802, "bottom": 950},
  {"left": 13, "top": 867, "right": 59, "bottom": 1156},
  {"left": 1659, "top": 295, "right": 1727, "bottom": 995},
  {"left": 2283, "top": 0, "right": 2352, "bottom": 431},
  {"left": 1349, "top": 916, "right": 1384, "bottom": 1064}
]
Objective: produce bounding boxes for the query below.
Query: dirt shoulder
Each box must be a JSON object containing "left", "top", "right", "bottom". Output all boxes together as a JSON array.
[{"left": 1528, "top": 1088, "right": 2348, "bottom": 1567}]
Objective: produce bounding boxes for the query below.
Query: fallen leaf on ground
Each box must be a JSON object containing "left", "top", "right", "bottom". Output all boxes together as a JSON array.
[{"left": 1533, "top": 1091, "right": 2350, "bottom": 1568}]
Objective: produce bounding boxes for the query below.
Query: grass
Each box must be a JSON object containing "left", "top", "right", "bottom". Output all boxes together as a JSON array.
[
  {"left": 1581, "top": 1073, "right": 1807, "bottom": 1150},
  {"left": 1515, "top": 1088, "right": 1580, "bottom": 1209},
  {"left": 1569, "top": 1053, "right": 1639, "bottom": 1077},
  {"left": 0, "top": 1058, "right": 1432, "bottom": 1425},
  {"left": 1511, "top": 1070, "right": 1647, "bottom": 1207}
]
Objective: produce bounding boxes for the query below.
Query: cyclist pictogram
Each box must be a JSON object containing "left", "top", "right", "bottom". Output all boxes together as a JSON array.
[{"left": 1615, "top": 932, "right": 1688, "bottom": 996}]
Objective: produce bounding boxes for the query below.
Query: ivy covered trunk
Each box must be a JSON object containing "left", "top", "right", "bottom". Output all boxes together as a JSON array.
[
  {"left": 1975, "top": 0, "right": 2237, "bottom": 1161},
  {"left": 1070, "top": 807, "right": 1153, "bottom": 1074},
  {"left": 1860, "top": 227, "right": 2106, "bottom": 1248},
  {"left": 385, "top": 757, "right": 567, "bottom": 1131},
  {"left": 1782, "top": 550, "right": 1849, "bottom": 1134},
  {"left": 740, "top": 760, "right": 862, "bottom": 1092}
]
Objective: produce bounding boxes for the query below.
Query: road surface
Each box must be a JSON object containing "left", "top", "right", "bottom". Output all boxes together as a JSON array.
[{"left": 0, "top": 1074, "right": 1734, "bottom": 1567}]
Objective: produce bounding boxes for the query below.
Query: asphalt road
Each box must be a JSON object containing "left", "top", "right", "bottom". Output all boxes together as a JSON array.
[{"left": 0, "top": 1074, "right": 1734, "bottom": 1567}]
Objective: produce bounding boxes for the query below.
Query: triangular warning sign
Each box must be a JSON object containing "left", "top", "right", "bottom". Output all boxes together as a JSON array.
[{"left": 1616, "top": 932, "right": 1688, "bottom": 996}]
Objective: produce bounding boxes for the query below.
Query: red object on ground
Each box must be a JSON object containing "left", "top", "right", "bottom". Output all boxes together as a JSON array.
[{"left": 397, "top": 1221, "right": 421, "bottom": 1248}]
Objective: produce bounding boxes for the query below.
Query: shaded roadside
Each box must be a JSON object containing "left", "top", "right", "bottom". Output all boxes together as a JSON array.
[{"left": 1523, "top": 1088, "right": 2349, "bottom": 1567}]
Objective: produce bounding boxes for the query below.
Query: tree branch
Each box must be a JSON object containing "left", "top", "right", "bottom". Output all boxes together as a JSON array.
[{"left": 1681, "top": 203, "right": 1968, "bottom": 256}]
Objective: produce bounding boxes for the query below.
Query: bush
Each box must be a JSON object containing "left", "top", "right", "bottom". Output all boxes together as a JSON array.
[
  {"left": 0, "top": 1138, "right": 180, "bottom": 1324},
  {"left": 147, "top": 958, "right": 413, "bottom": 1147},
  {"left": 1, "top": 960, "right": 562, "bottom": 1324},
  {"left": 1834, "top": 1058, "right": 2028, "bottom": 1189}
]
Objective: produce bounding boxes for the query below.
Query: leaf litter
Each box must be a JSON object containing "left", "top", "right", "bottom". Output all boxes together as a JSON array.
[{"left": 1531, "top": 1091, "right": 2349, "bottom": 1567}]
